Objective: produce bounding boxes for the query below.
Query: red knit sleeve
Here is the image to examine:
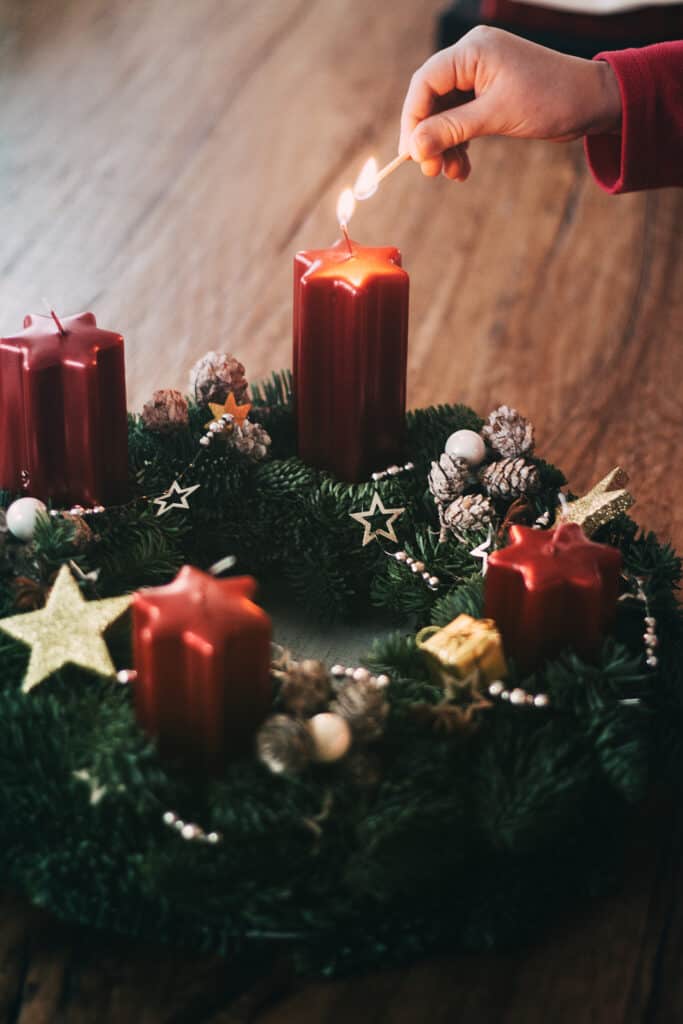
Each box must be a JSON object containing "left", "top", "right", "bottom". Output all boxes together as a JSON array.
[{"left": 584, "top": 41, "right": 683, "bottom": 194}]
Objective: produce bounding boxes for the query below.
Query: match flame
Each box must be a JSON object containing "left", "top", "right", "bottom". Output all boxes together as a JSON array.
[
  {"left": 336, "top": 187, "right": 356, "bottom": 227},
  {"left": 353, "top": 157, "right": 379, "bottom": 201}
]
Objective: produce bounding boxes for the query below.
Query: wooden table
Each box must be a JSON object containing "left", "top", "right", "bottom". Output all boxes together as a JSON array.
[{"left": 1, "top": 1, "right": 682, "bottom": 1020}]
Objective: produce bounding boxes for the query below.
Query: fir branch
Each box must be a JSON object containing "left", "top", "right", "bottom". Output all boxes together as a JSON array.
[{"left": 431, "top": 574, "right": 485, "bottom": 625}]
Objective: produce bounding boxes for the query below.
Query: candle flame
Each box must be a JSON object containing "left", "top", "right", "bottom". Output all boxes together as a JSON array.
[
  {"left": 336, "top": 187, "right": 356, "bottom": 228},
  {"left": 353, "top": 157, "right": 379, "bottom": 201}
]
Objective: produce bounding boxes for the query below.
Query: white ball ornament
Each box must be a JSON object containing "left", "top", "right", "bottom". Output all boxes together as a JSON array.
[
  {"left": 444, "top": 429, "right": 486, "bottom": 467},
  {"left": 308, "top": 712, "right": 352, "bottom": 763},
  {"left": 6, "top": 497, "right": 48, "bottom": 541}
]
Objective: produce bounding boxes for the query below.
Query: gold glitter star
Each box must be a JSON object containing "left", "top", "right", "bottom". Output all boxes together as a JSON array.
[
  {"left": 206, "top": 392, "right": 252, "bottom": 429},
  {"left": 556, "top": 466, "right": 634, "bottom": 536},
  {"left": 0, "top": 565, "right": 130, "bottom": 693},
  {"left": 349, "top": 492, "right": 405, "bottom": 547}
]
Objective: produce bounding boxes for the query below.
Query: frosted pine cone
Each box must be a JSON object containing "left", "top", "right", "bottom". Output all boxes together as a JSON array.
[
  {"left": 429, "top": 453, "right": 469, "bottom": 505},
  {"left": 274, "top": 656, "right": 332, "bottom": 717},
  {"left": 256, "top": 715, "right": 314, "bottom": 775},
  {"left": 141, "top": 389, "right": 189, "bottom": 434},
  {"left": 189, "top": 351, "right": 248, "bottom": 406},
  {"left": 443, "top": 493, "right": 495, "bottom": 532},
  {"left": 232, "top": 420, "right": 271, "bottom": 461},
  {"left": 482, "top": 405, "right": 534, "bottom": 459},
  {"left": 330, "top": 678, "right": 388, "bottom": 742},
  {"left": 480, "top": 457, "right": 540, "bottom": 499}
]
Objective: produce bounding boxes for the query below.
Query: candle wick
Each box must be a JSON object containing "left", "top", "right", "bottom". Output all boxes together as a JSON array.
[
  {"left": 340, "top": 223, "right": 354, "bottom": 257},
  {"left": 208, "top": 554, "right": 237, "bottom": 576},
  {"left": 50, "top": 309, "right": 67, "bottom": 336}
]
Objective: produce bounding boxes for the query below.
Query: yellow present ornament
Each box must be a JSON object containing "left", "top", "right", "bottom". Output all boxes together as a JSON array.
[{"left": 416, "top": 614, "right": 507, "bottom": 694}]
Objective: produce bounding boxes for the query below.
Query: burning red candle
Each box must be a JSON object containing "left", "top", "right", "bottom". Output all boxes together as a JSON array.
[
  {"left": 0, "top": 312, "right": 128, "bottom": 507},
  {"left": 484, "top": 522, "right": 622, "bottom": 674},
  {"left": 293, "top": 189, "right": 409, "bottom": 482},
  {"left": 132, "top": 567, "right": 272, "bottom": 774}
]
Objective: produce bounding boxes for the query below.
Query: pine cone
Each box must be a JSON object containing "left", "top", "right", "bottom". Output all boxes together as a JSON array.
[
  {"left": 274, "top": 656, "right": 332, "bottom": 717},
  {"left": 232, "top": 421, "right": 271, "bottom": 461},
  {"left": 141, "top": 389, "right": 189, "bottom": 434},
  {"left": 443, "top": 493, "right": 495, "bottom": 532},
  {"left": 330, "top": 678, "right": 388, "bottom": 742},
  {"left": 480, "top": 457, "right": 540, "bottom": 500},
  {"left": 428, "top": 454, "right": 469, "bottom": 505},
  {"left": 61, "top": 513, "right": 93, "bottom": 550},
  {"left": 189, "top": 351, "right": 248, "bottom": 406},
  {"left": 256, "top": 715, "right": 314, "bottom": 775},
  {"left": 482, "top": 405, "right": 534, "bottom": 459},
  {"left": 12, "top": 576, "right": 47, "bottom": 611}
]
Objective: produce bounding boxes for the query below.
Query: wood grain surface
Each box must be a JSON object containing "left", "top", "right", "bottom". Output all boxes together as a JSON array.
[{"left": 0, "top": 0, "right": 682, "bottom": 1020}]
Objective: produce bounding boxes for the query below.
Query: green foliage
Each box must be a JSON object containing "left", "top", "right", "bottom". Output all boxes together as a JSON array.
[
  {"left": 0, "top": 383, "right": 680, "bottom": 978},
  {"left": 431, "top": 574, "right": 486, "bottom": 625}
]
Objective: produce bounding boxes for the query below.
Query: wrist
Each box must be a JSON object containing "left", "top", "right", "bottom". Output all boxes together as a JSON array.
[{"left": 585, "top": 59, "right": 622, "bottom": 136}]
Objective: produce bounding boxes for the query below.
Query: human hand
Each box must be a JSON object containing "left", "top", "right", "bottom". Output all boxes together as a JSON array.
[{"left": 399, "top": 26, "right": 622, "bottom": 180}]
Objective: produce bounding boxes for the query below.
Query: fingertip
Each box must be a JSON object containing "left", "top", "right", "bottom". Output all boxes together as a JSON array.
[
  {"left": 408, "top": 137, "right": 424, "bottom": 163},
  {"left": 421, "top": 156, "right": 443, "bottom": 177}
]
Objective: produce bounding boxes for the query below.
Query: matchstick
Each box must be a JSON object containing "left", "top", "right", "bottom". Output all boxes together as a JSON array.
[{"left": 375, "top": 152, "right": 411, "bottom": 186}]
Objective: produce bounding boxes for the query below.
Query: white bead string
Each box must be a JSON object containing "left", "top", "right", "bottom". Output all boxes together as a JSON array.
[
  {"left": 386, "top": 549, "right": 441, "bottom": 592},
  {"left": 329, "top": 664, "right": 390, "bottom": 688},
  {"left": 619, "top": 572, "right": 659, "bottom": 669},
  {"left": 162, "top": 810, "right": 222, "bottom": 845},
  {"left": 487, "top": 680, "right": 550, "bottom": 708},
  {"left": 371, "top": 460, "right": 415, "bottom": 483},
  {"left": 199, "top": 412, "right": 235, "bottom": 447}
]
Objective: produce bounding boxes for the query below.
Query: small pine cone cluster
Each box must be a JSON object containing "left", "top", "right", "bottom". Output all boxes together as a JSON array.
[
  {"left": 330, "top": 678, "right": 389, "bottom": 742},
  {"left": 428, "top": 453, "right": 469, "bottom": 505},
  {"left": 189, "top": 351, "right": 248, "bottom": 406},
  {"left": 61, "top": 513, "right": 93, "bottom": 550},
  {"left": 232, "top": 420, "right": 271, "bottom": 461},
  {"left": 274, "top": 655, "right": 332, "bottom": 717},
  {"left": 480, "top": 457, "right": 540, "bottom": 500},
  {"left": 141, "top": 389, "right": 189, "bottom": 434},
  {"left": 257, "top": 660, "right": 390, "bottom": 780},
  {"left": 482, "top": 405, "right": 534, "bottom": 459},
  {"left": 12, "top": 576, "right": 48, "bottom": 611},
  {"left": 256, "top": 715, "right": 314, "bottom": 775},
  {"left": 443, "top": 493, "right": 495, "bottom": 532}
]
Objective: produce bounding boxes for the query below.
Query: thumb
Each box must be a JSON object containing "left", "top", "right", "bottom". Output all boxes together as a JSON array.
[{"left": 409, "top": 97, "right": 490, "bottom": 161}]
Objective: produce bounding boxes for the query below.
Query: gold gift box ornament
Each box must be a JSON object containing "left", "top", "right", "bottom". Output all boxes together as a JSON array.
[{"left": 416, "top": 614, "right": 507, "bottom": 694}]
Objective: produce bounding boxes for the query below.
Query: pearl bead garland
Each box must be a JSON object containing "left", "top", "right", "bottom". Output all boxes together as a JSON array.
[
  {"left": 488, "top": 680, "right": 550, "bottom": 708},
  {"left": 329, "top": 664, "right": 391, "bottom": 689},
  {"left": 390, "top": 549, "right": 440, "bottom": 591},
  {"left": 619, "top": 572, "right": 659, "bottom": 670},
  {"left": 371, "top": 461, "right": 415, "bottom": 483},
  {"left": 162, "top": 810, "right": 221, "bottom": 845}
]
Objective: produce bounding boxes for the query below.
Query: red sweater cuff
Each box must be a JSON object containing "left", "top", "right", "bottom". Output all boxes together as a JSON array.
[
  {"left": 584, "top": 49, "right": 652, "bottom": 194},
  {"left": 584, "top": 43, "right": 683, "bottom": 195}
]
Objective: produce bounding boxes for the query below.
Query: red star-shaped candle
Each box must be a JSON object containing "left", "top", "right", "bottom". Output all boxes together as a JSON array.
[
  {"left": 0, "top": 312, "right": 128, "bottom": 506},
  {"left": 484, "top": 522, "right": 622, "bottom": 673},
  {"left": 132, "top": 567, "right": 272, "bottom": 774},
  {"left": 293, "top": 237, "right": 409, "bottom": 482}
]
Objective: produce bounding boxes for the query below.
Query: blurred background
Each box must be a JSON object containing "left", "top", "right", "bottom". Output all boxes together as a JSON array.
[{"left": 0, "top": 0, "right": 681, "bottom": 539}]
